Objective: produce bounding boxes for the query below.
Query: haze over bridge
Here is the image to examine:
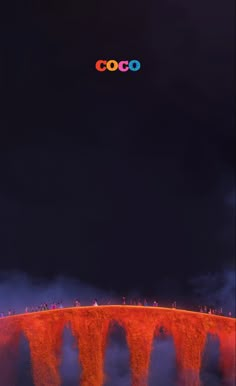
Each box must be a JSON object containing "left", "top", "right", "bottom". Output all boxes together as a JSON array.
[{"left": 0, "top": 306, "right": 235, "bottom": 386}]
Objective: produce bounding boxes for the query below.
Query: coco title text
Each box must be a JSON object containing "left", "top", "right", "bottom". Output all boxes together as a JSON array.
[{"left": 95, "top": 59, "right": 141, "bottom": 72}]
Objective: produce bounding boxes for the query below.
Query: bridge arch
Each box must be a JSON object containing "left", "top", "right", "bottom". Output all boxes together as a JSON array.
[
  {"left": 104, "top": 320, "right": 131, "bottom": 386},
  {"left": 149, "top": 326, "right": 177, "bottom": 386},
  {"left": 16, "top": 332, "right": 34, "bottom": 385},
  {"left": 200, "top": 333, "right": 221, "bottom": 386},
  {"left": 60, "top": 323, "right": 81, "bottom": 386}
]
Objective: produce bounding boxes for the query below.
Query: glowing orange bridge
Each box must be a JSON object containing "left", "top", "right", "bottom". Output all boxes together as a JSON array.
[{"left": 0, "top": 306, "right": 235, "bottom": 386}]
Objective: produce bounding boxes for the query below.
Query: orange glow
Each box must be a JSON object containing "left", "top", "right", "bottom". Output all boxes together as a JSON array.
[{"left": 0, "top": 306, "right": 235, "bottom": 386}]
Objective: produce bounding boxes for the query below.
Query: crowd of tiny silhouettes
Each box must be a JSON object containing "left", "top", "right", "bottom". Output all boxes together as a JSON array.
[{"left": 0, "top": 297, "right": 233, "bottom": 318}]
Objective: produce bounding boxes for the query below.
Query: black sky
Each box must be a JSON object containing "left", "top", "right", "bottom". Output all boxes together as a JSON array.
[{"left": 0, "top": 0, "right": 235, "bottom": 296}]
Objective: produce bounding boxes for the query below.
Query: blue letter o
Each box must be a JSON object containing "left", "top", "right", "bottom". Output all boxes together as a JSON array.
[{"left": 128, "top": 60, "right": 141, "bottom": 71}]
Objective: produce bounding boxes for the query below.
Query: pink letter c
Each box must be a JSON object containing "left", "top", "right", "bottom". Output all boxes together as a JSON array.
[{"left": 118, "top": 61, "right": 129, "bottom": 72}]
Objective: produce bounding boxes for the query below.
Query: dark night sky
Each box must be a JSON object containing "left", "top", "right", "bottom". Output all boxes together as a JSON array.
[{"left": 0, "top": 0, "right": 235, "bottom": 296}]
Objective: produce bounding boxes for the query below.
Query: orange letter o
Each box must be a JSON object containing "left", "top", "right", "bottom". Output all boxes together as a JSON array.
[{"left": 106, "top": 60, "right": 118, "bottom": 71}]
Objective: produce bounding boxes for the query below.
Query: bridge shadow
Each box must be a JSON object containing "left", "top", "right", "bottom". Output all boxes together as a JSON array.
[
  {"left": 16, "top": 333, "right": 34, "bottom": 386},
  {"left": 104, "top": 321, "right": 131, "bottom": 386},
  {"left": 149, "top": 326, "right": 177, "bottom": 386},
  {"left": 200, "top": 333, "right": 221, "bottom": 386},
  {"left": 60, "top": 324, "right": 82, "bottom": 386}
]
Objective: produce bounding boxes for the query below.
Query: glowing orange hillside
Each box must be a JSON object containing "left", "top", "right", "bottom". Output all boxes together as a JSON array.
[{"left": 0, "top": 306, "right": 235, "bottom": 386}]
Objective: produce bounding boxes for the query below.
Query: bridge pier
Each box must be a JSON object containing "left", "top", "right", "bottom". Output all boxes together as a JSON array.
[
  {"left": 22, "top": 314, "right": 65, "bottom": 386},
  {"left": 172, "top": 321, "right": 206, "bottom": 386},
  {"left": 70, "top": 313, "right": 110, "bottom": 386},
  {"left": 123, "top": 318, "right": 156, "bottom": 386}
]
